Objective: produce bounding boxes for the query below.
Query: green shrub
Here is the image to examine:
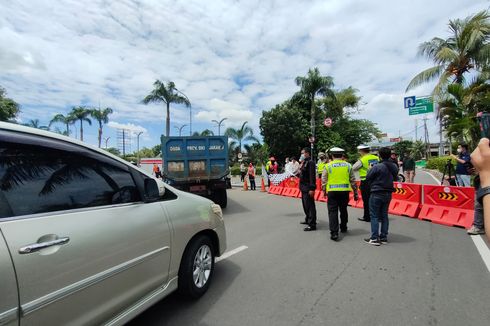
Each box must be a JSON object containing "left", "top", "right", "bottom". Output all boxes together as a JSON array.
[{"left": 426, "top": 156, "right": 456, "bottom": 173}]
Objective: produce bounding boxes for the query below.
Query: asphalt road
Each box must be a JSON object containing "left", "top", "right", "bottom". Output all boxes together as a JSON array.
[{"left": 129, "top": 174, "right": 490, "bottom": 326}]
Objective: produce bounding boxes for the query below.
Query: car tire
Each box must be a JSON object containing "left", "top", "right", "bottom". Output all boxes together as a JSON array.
[
  {"left": 213, "top": 189, "right": 227, "bottom": 208},
  {"left": 178, "top": 235, "right": 215, "bottom": 299}
]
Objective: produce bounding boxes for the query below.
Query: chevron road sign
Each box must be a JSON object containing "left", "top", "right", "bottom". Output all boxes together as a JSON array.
[{"left": 438, "top": 192, "right": 458, "bottom": 201}]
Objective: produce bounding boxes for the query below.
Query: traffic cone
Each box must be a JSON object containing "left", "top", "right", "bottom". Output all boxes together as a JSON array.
[
  {"left": 260, "top": 177, "right": 266, "bottom": 192},
  {"left": 243, "top": 178, "right": 248, "bottom": 191}
]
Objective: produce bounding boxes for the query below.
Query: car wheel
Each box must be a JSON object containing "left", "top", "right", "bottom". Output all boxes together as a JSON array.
[{"left": 178, "top": 235, "right": 215, "bottom": 299}]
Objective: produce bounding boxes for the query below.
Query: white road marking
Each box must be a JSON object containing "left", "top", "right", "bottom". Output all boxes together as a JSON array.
[
  {"left": 421, "top": 169, "right": 440, "bottom": 185},
  {"left": 470, "top": 235, "right": 490, "bottom": 273},
  {"left": 215, "top": 245, "right": 248, "bottom": 262},
  {"left": 420, "top": 169, "right": 490, "bottom": 273}
]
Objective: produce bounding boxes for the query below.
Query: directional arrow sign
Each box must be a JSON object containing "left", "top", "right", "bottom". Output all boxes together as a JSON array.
[
  {"left": 438, "top": 192, "right": 458, "bottom": 201},
  {"left": 409, "top": 97, "right": 434, "bottom": 116},
  {"left": 404, "top": 96, "right": 416, "bottom": 108}
]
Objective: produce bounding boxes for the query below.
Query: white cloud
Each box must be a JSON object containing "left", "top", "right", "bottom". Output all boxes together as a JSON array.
[
  {"left": 107, "top": 121, "right": 147, "bottom": 134},
  {"left": 0, "top": 0, "right": 488, "bottom": 145}
]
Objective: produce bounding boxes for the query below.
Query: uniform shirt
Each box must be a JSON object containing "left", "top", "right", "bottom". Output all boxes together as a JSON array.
[
  {"left": 321, "top": 160, "right": 357, "bottom": 192},
  {"left": 299, "top": 158, "right": 316, "bottom": 192}
]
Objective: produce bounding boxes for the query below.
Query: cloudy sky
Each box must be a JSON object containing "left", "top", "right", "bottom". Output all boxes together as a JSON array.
[{"left": 0, "top": 0, "right": 488, "bottom": 151}]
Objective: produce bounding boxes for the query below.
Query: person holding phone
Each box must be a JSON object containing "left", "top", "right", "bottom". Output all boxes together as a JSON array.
[{"left": 451, "top": 144, "right": 472, "bottom": 187}]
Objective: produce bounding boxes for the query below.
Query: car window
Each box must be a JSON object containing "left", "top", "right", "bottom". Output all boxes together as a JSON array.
[{"left": 0, "top": 140, "right": 141, "bottom": 219}]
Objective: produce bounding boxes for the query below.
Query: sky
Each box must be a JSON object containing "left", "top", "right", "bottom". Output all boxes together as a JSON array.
[{"left": 0, "top": 0, "right": 488, "bottom": 152}]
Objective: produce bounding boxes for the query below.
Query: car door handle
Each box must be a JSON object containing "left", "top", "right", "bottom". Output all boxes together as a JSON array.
[{"left": 19, "top": 237, "right": 70, "bottom": 254}]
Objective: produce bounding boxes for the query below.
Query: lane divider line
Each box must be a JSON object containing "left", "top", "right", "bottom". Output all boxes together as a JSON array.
[
  {"left": 216, "top": 245, "right": 248, "bottom": 262},
  {"left": 421, "top": 169, "right": 441, "bottom": 185},
  {"left": 470, "top": 235, "right": 490, "bottom": 273}
]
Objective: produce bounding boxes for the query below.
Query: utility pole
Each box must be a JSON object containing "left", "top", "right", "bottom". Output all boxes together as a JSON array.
[
  {"left": 122, "top": 130, "right": 126, "bottom": 157},
  {"left": 423, "top": 116, "right": 430, "bottom": 158},
  {"left": 439, "top": 117, "right": 444, "bottom": 156}
]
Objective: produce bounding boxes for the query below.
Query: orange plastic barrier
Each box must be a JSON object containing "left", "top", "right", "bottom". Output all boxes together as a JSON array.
[
  {"left": 284, "top": 177, "right": 300, "bottom": 188},
  {"left": 283, "top": 187, "right": 301, "bottom": 198},
  {"left": 315, "top": 190, "right": 328, "bottom": 202},
  {"left": 268, "top": 185, "right": 284, "bottom": 196},
  {"left": 389, "top": 182, "right": 422, "bottom": 218},
  {"left": 418, "top": 185, "right": 475, "bottom": 229}
]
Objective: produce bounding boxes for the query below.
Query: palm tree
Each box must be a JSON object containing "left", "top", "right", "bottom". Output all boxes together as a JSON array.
[
  {"left": 142, "top": 80, "right": 191, "bottom": 137},
  {"left": 294, "top": 67, "right": 334, "bottom": 148},
  {"left": 23, "top": 119, "right": 49, "bottom": 130},
  {"left": 50, "top": 113, "right": 75, "bottom": 136},
  {"left": 406, "top": 11, "right": 490, "bottom": 96},
  {"left": 90, "top": 107, "right": 113, "bottom": 147},
  {"left": 200, "top": 129, "right": 214, "bottom": 136},
  {"left": 69, "top": 106, "right": 92, "bottom": 141},
  {"left": 224, "top": 121, "right": 259, "bottom": 154},
  {"left": 411, "top": 140, "right": 426, "bottom": 160}
]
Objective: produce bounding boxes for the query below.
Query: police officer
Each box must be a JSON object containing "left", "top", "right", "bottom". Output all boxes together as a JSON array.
[
  {"left": 317, "top": 152, "right": 328, "bottom": 179},
  {"left": 353, "top": 145, "right": 379, "bottom": 222},
  {"left": 299, "top": 147, "right": 317, "bottom": 231},
  {"left": 322, "top": 147, "right": 358, "bottom": 241}
]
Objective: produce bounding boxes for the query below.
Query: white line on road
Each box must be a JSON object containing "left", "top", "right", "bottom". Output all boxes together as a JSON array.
[
  {"left": 420, "top": 169, "right": 490, "bottom": 273},
  {"left": 421, "top": 169, "right": 440, "bottom": 185},
  {"left": 215, "top": 245, "right": 248, "bottom": 262},
  {"left": 470, "top": 235, "right": 490, "bottom": 273}
]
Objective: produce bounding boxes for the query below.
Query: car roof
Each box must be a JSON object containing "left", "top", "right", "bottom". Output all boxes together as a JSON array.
[{"left": 0, "top": 121, "right": 154, "bottom": 177}]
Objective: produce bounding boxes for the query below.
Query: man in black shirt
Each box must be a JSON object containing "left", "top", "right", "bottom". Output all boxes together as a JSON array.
[{"left": 299, "top": 147, "right": 317, "bottom": 231}]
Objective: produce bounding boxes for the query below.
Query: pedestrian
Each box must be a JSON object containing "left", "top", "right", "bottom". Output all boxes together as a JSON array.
[
  {"left": 240, "top": 162, "right": 246, "bottom": 182},
  {"left": 364, "top": 147, "right": 399, "bottom": 246},
  {"left": 451, "top": 143, "right": 472, "bottom": 187},
  {"left": 288, "top": 157, "right": 300, "bottom": 176},
  {"left": 470, "top": 137, "right": 490, "bottom": 241},
  {"left": 299, "top": 147, "right": 317, "bottom": 231},
  {"left": 402, "top": 152, "right": 416, "bottom": 183},
  {"left": 467, "top": 174, "right": 485, "bottom": 235},
  {"left": 153, "top": 163, "right": 162, "bottom": 179},
  {"left": 353, "top": 145, "right": 379, "bottom": 222},
  {"left": 248, "top": 162, "right": 256, "bottom": 190},
  {"left": 317, "top": 152, "right": 328, "bottom": 179},
  {"left": 322, "top": 147, "right": 358, "bottom": 241}
]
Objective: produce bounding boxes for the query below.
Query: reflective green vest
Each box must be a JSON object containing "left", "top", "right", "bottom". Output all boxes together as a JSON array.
[
  {"left": 317, "top": 161, "right": 327, "bottom": 175},
  {"left": 359, "top": 154, "right": 379, "bottom": 180},
  {"left": 326, "top": 160, "right": 352, "bottom": 192}
]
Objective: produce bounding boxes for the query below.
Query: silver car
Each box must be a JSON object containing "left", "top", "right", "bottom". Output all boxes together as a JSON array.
[{"left": 0, "top": 122, "right": 226, "bottom": 325}]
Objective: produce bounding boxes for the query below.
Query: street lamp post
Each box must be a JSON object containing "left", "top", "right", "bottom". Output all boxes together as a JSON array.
[
  {"left": 212, "top": 117, "right": 228, "bottom": 136},
  {"left": 174, "top": 88, "right": 192, "bottom": 136},
  {"left": 104, "top": 137, "right": 110, "bottom": 149},
  {"left": 136, "top": 131, "right": 143, "bottom": 165},
  {"left": 174, "top": 124, "right": 188, "bottom": 136}
]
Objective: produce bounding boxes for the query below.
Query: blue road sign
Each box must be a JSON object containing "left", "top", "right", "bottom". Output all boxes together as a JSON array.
[{"left": 404, "top": 96, "right": 416, "bottom": 108}]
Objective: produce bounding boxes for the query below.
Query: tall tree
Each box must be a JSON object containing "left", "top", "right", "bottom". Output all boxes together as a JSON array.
[
  {"left": 224, "top": 121, "right": 259, "bottom": 154},
  {"left": 50, "top": 113, "right": 75, "bottom": 136},
  {"left": 69, "top": 106, "right": 92, "bottom": 141},
  {"left": 142, "top": 80, "right": 191, "bottom": 137},
  {"left": 23, "top": 119, "right": 49, "bottom": 130},
  {"left": 0, "top": 86, "right": 20, "bottom": 122},
  {"left": 294, "top": 67, "right": 334, "bottom": 146},
  {"left": 90, "top": 107, "right": 113, "bottom": 147},
  {"left": 406, "top": 11, "right": 490, "bottom": 95}
]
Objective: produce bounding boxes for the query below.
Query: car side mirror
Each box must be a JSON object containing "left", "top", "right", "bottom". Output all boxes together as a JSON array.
[{"left": 144, "top": 178, "right": 160, "bottom": 202}]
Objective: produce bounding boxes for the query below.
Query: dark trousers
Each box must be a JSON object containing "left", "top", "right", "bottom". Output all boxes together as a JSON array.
[
  {"left": 360, "top": 180, "right": 371, "bottom": 221},
  {"left": 327, "top": 191, "right": 350, "bottom": 234},
  {"left": 240, "top": 172, "right": 246, "bottom": 182},
  {"left": 301, "top": 191, "right": 317, "bottom": 227},
  {"left": 369, "top": 192, "right": 392, "bottom": 240},
  {"left": 249, "top": 177, "right": 256, "bottom": 190}
]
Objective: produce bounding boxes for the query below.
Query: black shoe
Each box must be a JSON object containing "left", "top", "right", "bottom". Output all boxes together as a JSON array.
[
  {"left": 358, "top": 218, "right": 370, "bottom": 222},
  {"left": 300, "top": 221, "right": 308, "bottom": 225},
  {"left": 340, "top": 228, "right": 348, "bottom": 233},
  {"left": 304, "top": 226, "right": 316, "bottom": 231},
  {"left": 380, "top": 238, "right": 388, "bottom": 244},
  {"left": 364, "top": 238, "right": 380, "bottom": 246},
  {"left": 331, "top": 233, "right": 339, "bottom": 241}
]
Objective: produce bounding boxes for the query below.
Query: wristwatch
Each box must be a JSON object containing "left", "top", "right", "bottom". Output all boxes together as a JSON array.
[{"left": 477, "top": 186, "right": 490, "bottom": 205}]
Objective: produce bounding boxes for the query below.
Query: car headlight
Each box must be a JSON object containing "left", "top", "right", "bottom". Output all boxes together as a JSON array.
[{"left": 211, "top": 204, "right": 223, "bottom": 220}]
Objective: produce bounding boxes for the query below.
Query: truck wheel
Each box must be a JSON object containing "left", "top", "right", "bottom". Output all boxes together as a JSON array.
[
  {"left": 178, "top": 235, "right": 215, "bottom": 299},
  {"left": 215, "top": 189, "right": 227, "bottom": 208}
]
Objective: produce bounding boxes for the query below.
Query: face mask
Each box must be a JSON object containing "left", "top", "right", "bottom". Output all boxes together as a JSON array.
[
  {"left": 300, "top": 154, "right": 305, "bottom": 162},
  {"left": 457, "top": 148, "right": 461, "bottom": 153}
]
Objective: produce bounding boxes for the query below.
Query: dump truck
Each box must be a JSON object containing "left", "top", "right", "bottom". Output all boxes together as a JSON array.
[{"left": 161, "top": 135, "right": 229, "bottom": 208}]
